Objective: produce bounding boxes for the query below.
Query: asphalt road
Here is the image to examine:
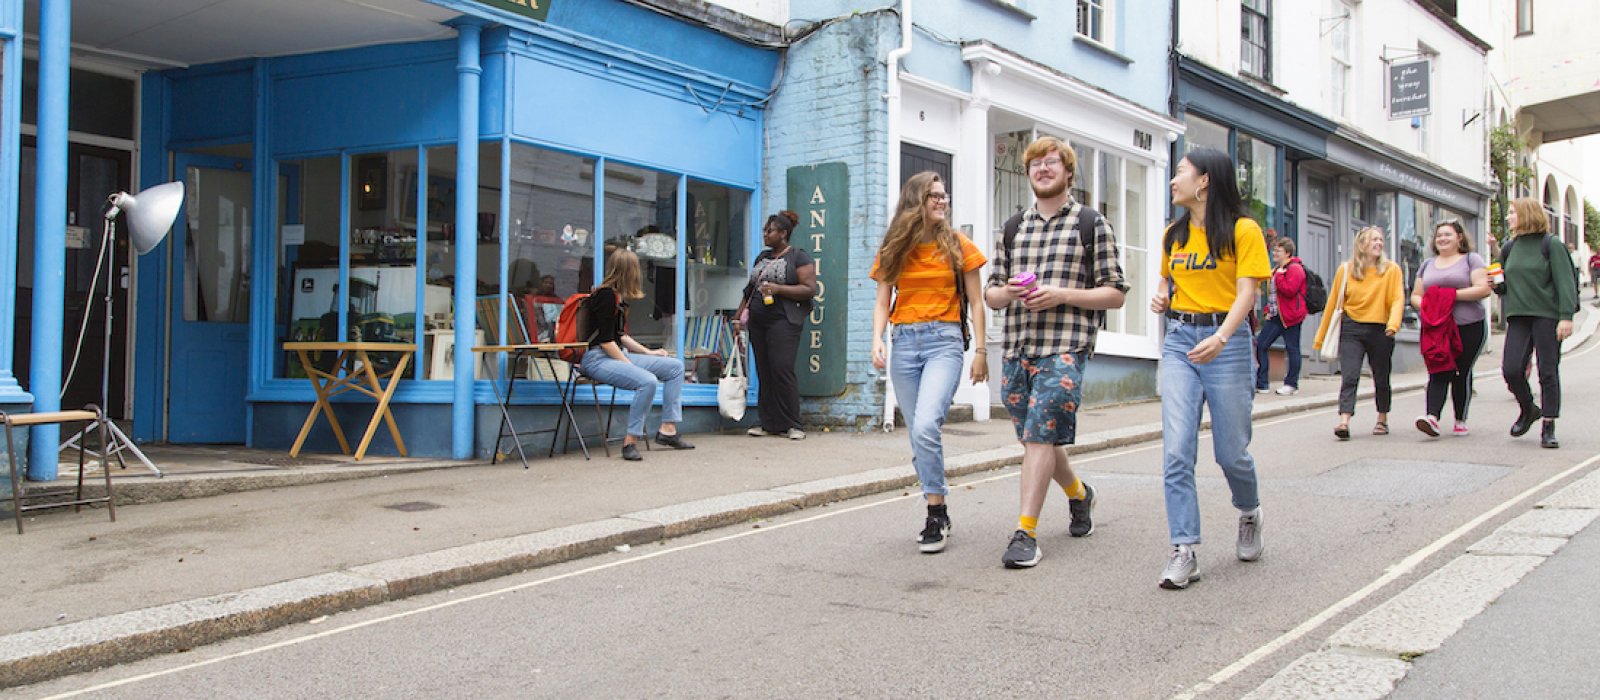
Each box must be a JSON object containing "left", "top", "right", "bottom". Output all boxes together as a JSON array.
[{"left": 13, "top": 342, "right": 1600, "bottom": 699}]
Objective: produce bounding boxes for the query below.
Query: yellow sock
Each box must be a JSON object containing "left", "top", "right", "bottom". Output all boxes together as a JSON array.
[
  {"left": 1018, "top": 515, "right": 1038, "bottom": 537},
  {"left": 1063, "top": 479, "right": 1086, "bottom": 500}
]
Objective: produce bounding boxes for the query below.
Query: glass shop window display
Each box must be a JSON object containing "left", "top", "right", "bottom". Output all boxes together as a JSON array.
[
  {"left": 276, "top": 155, "right": 343, "bottom": 378},
  {"left": 684, "top": 180, "right": 748, "bottom": 383},
  {"left": 603, "top": 163, "right": 680, "bottom": 353},
  {"left": 505, "top": 144, "right": 597, "bottom": 380}
]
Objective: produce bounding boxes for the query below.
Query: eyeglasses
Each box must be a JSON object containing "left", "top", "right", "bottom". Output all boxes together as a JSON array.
[
  {"left": 925, "top": 192, "right": 950, "bottom": 203},
  {"left": 1027, "top": 157, "right": 1065, "bottom": 171}
]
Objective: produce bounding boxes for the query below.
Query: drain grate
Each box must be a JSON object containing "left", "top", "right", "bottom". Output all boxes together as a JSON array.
[
  {"left": 231, "top": 456, "right": 338, "bottom": 467},
  {"left": 384, "top": 501, "right": 443, "bottom": 512}
]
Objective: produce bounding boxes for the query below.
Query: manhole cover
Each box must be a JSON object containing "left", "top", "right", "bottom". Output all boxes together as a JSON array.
[
  {"left": 231, "top": 456, "right": 338, "bottom": 467},
  {"left": 384, "top": 501, "right": 443, "bottom": 512}
]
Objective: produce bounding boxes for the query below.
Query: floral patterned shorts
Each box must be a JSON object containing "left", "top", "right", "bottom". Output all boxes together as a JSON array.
[{"left": 1002, "top": 352, "right": 1087, "bottom": 446}]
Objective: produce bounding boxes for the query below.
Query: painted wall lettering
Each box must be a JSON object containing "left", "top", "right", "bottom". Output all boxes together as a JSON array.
[{"left": 788, "top": 163, "right": 849, "bottom": 396}]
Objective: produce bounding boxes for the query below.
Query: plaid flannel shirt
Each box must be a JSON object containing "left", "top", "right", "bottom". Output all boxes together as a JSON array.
[{"left": 986, "top": 199, "right": 1128, "bottom": 359}]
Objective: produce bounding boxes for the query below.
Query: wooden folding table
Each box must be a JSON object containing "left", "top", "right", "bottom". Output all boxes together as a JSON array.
[{"left": 283, "top": 341, "right": 416, "bottom": 461}]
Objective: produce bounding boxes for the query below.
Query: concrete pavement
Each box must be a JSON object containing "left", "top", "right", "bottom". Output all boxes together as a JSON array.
[{"left": 2, "top": 304, "right": 1596, "bottom": 692}]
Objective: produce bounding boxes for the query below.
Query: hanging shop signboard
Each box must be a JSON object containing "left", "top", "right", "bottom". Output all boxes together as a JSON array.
[
  {"left": 1388, "top": 59, "right": 1431, "bottom": 119},
  {"left": 789, "top": 163, "right": 848, "bottom": 397},
  {"left": 474, "top": 0, "right": 551, "bottom": 22}
]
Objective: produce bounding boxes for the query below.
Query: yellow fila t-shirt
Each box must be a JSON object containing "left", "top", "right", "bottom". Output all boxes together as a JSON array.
[
  {"left": 1162, "top": 217, "right": 1271, "bottom": 313},
  {"left": 871, "top": 234, "right": 987, "bottom": 324}
]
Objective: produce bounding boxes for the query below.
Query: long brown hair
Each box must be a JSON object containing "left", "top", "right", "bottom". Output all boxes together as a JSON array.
[
  {"left": 875, "top": 171, "right": 961, "bottom": 285},
  {"left": 599, "top": 249, "right": 645, "bottom": 300}
]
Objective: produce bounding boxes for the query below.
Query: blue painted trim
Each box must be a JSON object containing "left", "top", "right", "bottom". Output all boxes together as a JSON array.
[
  {"left": 592, "top": 156, "right": 605, "bottom": 290},
  {"left": 338, "top": 154, "right": 351, "bottom": 341},
  {"left": 452, "top": 22, "right": 485, "bottom": 460},
  {"left": 413, "top": 145, "right": 428, "bottom": 381},
  {"left": 0, "top": 1, "right": 28, "bottom": 405},
  {"left": 674, "top": 174, "right": 687, "bottom": 359},
  {"left": 133, "top": 74, "right": 169, "bottom": 442},
  {"left": 495, "top": 136, "right": 511, "bottom": 381},
  {"left": 248, "top": 59, "right": 270, "bottom": 447},
  {"left": 27, "top": 0, "right": 70, "bottom": 480}
]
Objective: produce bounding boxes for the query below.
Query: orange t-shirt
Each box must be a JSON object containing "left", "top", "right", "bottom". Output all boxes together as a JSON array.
[{"left": 871, "top": 234, "right": 987, "bottom": 324}]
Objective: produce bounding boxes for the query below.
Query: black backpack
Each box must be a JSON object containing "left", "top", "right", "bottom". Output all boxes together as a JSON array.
[
  {"left": 1496, "top": 233, "right": 1580, "bottom": 315},
  {"left": 1297, "top": 261, "right": 1329, "bottom": 313},
  {"left": 1001, "top": 206, "right": 1105, "bottom": 327}
]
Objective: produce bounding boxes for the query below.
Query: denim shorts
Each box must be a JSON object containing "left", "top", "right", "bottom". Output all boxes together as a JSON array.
[{"left": 1002, "top": 352, "right": 1087, "bottom": 445}]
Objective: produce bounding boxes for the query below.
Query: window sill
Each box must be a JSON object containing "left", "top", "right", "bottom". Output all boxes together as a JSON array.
[
  {"left": 1074, "top": 34, "right": 1133, "bottom": 64},
  {"left": 985, "top": 0, "right": 1036, "bottom": 21}
]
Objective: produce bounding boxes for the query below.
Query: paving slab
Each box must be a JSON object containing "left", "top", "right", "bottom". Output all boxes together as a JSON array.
[
  {"left": 1239, "top": 650, "right": 1409, "bottom": 700},
  {"left": 1327, "top": 554, "right": 1544, "bottom": 656}
]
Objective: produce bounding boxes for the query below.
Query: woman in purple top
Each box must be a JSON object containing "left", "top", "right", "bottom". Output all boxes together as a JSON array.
[{"left": 1409, "top": 221, "right": 1492, "bottom": 437}]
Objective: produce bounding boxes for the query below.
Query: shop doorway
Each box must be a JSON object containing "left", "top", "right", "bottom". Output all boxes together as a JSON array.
[
  {"left": 165, "top": 153, "right": 252, "bottom": 443},
  {"left": 901, "top": 144, "right": 951, "bottom": 194}
]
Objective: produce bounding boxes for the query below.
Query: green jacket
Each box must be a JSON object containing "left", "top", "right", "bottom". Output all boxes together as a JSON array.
[{"left": 1500, "top": 233, "right": 1578, "bottom": 321}]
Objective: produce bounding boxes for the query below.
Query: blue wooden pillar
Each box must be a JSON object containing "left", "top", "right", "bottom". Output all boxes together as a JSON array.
[
  {"left": 26, "top": 0, "right": 69, "bottom": 480},
  {"left": 0, "top": 2, "right": 31, "bottom": 408},
  {"left": 451, "top": 21, "right": 484, "bottom": 460}
]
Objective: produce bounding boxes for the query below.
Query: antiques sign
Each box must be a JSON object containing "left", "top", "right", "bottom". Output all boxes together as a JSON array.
[
  {"left": 788, "top": 163, "right": 848, "bottom": 397},
  {"left": 1388, "top": 59, "right": 1431, "bottom": 119},
  {"left": 474, "top": 0, "right": 551, "bottom": 22}
]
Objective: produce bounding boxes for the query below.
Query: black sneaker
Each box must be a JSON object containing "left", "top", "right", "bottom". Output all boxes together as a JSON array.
[
  {"left": 1001, "top": 530, "right": 1041, "bottom": 569},
  {"left": 621, "top": 443, "right": 642, "bottom": 461},
  {"left": 654, "top": 432, "right": 696, "bottom": 450},
  {"left": 1068, "top": 483, "right": 1096, "bottom": 537},
  {"left": 918, "top": 515, "right": 951, "bottom": 554}
]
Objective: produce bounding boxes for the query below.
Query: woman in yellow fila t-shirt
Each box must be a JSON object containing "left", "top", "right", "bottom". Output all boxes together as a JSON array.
[
  {"left": 1149, "top": 148, "right": 1271, "bottom": 591},
  {"left": 1312, "top": 226, "right": 1404, "bottom": 440},
  {"left": 870, "top": 171, "right": 988, "bottom": 555}
]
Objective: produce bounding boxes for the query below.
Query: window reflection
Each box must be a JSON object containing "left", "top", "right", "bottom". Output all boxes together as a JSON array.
[
  {"left": 603, "top": 163, "right": 679, "bottom": 352},
  {"left": 685, "top": 181, "right": 747, "bottom": 380},
  {"left": 508, "top": 144, "right": 596, "bottom": 347},
  {"left": 276, "top": 156, "right": 340, "bottom": 378}
]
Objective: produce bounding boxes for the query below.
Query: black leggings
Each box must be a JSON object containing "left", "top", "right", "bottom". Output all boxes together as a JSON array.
[
  {"left": 748, "top": 314, "right": 804, "bottom": 432},
  {"left": 1338, "top": 321, "right": 1394, "bottom": 415},
  {"left": 1425, "top": 320, "right": 1486, "bottom": 421},
  {"left": 1501, "top": 316, "right": 1561, "bottom": 419}
]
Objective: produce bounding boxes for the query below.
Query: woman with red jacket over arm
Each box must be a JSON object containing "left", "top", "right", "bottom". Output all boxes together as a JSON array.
[
  {"left": 1254, "top": 237, "right": 1306, "bottom": 395},
  {"left": 1411, "top": 221, "right": 1490, "bottom": 438}
]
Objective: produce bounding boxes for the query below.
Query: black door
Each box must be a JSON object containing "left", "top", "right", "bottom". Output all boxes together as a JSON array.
[{"left": 901, "top": 144, "right": 952, "bottom": 197}]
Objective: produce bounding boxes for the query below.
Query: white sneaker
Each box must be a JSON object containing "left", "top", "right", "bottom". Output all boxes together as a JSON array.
[
  {"left": 786, "top": 428, "right": 807, "bottom": 440},
  {"left": 1159, "top": 545, "right": 1200, "bottom": 590},
  {"left": 1237, "top": 508, "right": 1263, "bottom": 561},
  {"left": 1274, "top": 385, "right": 1298, "bottom": 395}
]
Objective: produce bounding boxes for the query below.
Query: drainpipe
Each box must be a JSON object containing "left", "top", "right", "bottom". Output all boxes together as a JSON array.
[
  {"left": 452, "top": 21, "right": 483, "bottom": 460},
  {"left": 27, "top": 0, "right": 70, "bottom": 480},
  {"left": 881, "top": 0, "right": 911, "bottom": 431}
]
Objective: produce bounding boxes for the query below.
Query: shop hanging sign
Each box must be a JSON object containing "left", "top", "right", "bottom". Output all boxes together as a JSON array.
[
  {"left": 788, "top": 163, "right": 849, "bottom": 397},
  {"left": 473, "top": 0, "right": 551, "bottom": 22},
  {"left": 1388, "top": 59, "right": 1431, "bottom": 119}
]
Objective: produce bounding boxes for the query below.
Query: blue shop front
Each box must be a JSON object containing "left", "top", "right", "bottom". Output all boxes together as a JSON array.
[{"left": 11, "top": 0, "right": 777, "bottom": 477}]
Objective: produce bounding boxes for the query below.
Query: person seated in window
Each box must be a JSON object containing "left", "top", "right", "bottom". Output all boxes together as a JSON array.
[
  {"left": 580, "top": 249, "right": 695, "bottom": 461},
  {"left": 529, "top": 275, "right": 563, "bottom": 306}
]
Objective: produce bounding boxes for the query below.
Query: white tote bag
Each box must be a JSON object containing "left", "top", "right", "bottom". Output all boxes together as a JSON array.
[
  {"left": 1318, "top": 263, "right": 1348, "bottom": 362},
  {"left": 718, "top": 332, "right": 748, "bottom": 421}
]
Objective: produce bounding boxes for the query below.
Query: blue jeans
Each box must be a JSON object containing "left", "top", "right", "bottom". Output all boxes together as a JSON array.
[
  {"left": 580, "top": 348, "right": 685, "bottom": 437},
  {"left": 889, "top": 322, "right": 965, "bottom": 497},
  {"left": 1254, "top": 316, "right": 1302, "bottom": 389},
  {"left": 1160, "top": 319, "right": 1260, "bottom": 545}
]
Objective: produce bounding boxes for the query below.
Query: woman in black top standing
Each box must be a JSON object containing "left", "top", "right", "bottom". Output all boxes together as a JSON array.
[
  {"left": 733, "top": 210, "right": 818, "bottom": 439},
  {"left": 579, "top": 249, "right": 696, "bottom": 461}
]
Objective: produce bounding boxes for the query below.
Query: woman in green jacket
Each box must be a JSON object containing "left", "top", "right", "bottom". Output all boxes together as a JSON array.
[{"left": 1498, "top": 198, "right": 1578, "bottom": 448}]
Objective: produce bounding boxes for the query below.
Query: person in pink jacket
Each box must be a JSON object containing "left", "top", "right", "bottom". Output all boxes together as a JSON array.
[{"left": 1254, "top": 237, "right": 1307, "bottom": 394}]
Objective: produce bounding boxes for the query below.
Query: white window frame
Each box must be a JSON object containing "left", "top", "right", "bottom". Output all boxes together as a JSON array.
[
  {"left": 1327, "top": 0, "right": 1352, "bottom": 118},
  {"left": 1241, "top": 0, "right": 1271, "bottom": 81},
  {"left": 1077, "top": 0, "right": 1115, "bottom": 46}
]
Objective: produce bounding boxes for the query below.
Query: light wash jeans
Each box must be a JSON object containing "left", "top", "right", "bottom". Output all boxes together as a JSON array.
[
  {"left": 1159, "top": 319, "right": 1260, "bottom": 545},
  {"left": 580, "top": 348, "right": 685, "bottom": 437},
  {"left": 889, "top": 322, "right": 965, "bottom": 497}
]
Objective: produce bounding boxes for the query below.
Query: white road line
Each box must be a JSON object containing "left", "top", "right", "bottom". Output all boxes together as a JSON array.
[
  {"left": 27, "top": 404, "right": 1524, "bottom": 698},
  {"left": 1171, "top": 450, "right": 1600, "bottom": 700}
]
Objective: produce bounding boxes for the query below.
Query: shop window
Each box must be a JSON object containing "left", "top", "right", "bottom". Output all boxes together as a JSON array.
[
  {"left": 1069, "top": 140, "right": 1097, "bottom": 210},
  {"left": 602, "top": 163, "right": 680, "bottom": 353},
  {"left": 507, "top": 144, "right": 597, "bottom": 349},
  {"left": 1241, "top": 0, "right": 1272, "bottom": 81},
  {"left": 343, "top": 149, "right": 431, "bottom": 374},
  {"left": 275, "top": 156, "right": 342, "bottom": 378},
  {"left": 1183, "top": 115, "right": 1229, "bottom": 155},
  {"left": 1122, "top": 162, "right": 1150, "bottom": 337},
  {"left": 992, "top": 131, "right": 1033, "bottom": 232},
  {"left": 685, "top": 181, "right": 748, "bottom": 376},
  {"left": 1237, "top": 133, "right": 1277, "bottom": 232},
  {"left": 422, "top": 143, "right": 502, "bottom": 379}
]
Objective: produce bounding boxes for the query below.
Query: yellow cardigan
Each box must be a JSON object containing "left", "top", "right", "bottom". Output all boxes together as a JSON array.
[{"left": 1313, "top": 262, "right": 1405, "bottom": 351}]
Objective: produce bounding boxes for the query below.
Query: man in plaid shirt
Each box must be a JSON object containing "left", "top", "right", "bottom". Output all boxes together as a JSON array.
[{"left": 983, "top": 136, "right": 1128, "bottom": 569}]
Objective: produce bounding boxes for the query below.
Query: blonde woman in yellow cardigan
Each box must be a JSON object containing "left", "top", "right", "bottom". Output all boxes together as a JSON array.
[{"left": 1313, "top": 226, "right": 1405, "bottom": 439}]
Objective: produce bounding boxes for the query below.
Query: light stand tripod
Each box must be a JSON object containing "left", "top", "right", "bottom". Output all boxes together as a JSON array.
[{"left": 59, "top": 184, "right": 183, "bottom": 477}]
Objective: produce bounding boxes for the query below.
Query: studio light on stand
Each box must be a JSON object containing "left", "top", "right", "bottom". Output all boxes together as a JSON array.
[{"left": 59, "top": 181, "right": 184, "bottom": 477}]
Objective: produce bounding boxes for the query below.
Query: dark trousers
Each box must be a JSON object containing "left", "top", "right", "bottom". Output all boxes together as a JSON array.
[
  {"left": 1254, "top": 316, "right": 1302, "bottom": 390},
  {"left": 1501, "top": 316, "right": 1561, "bottom": 419},
  {"left": 748, "top": 314, "right": 803, "bottom": 432},
  {"left": 1337, "top": 321, "right": 1394, "bottom": 415},
  {"left": 1425, "top": 320, "right": 1486, "bottom": 421}
]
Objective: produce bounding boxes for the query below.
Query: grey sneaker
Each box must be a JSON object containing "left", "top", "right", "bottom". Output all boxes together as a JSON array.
[
  {"left": 1237, "top": 508, "right": 1263, "bottom": 561},
  {"left": 1159, "top": 545, "right": 1199, "bottom": 590},
  {"left": 918, "top": 515, "right": 951, "bottom": 554},
  {"left": 747, "top": 426, "right": 772, "bottom": 437},
  {"left": 1001, "top": 530, "right": 1041, "bottom": 569},
  {"left": 1068, "top": 483, "right": 1096, "bottom": 537},
  {"left": 786, "top": 428, "right": 807, "bottom": 440}
]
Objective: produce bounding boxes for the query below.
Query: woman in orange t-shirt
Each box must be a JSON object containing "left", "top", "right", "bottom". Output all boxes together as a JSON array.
[{"left": 871, "top": 171, "right": 987, "bottom": 555}]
